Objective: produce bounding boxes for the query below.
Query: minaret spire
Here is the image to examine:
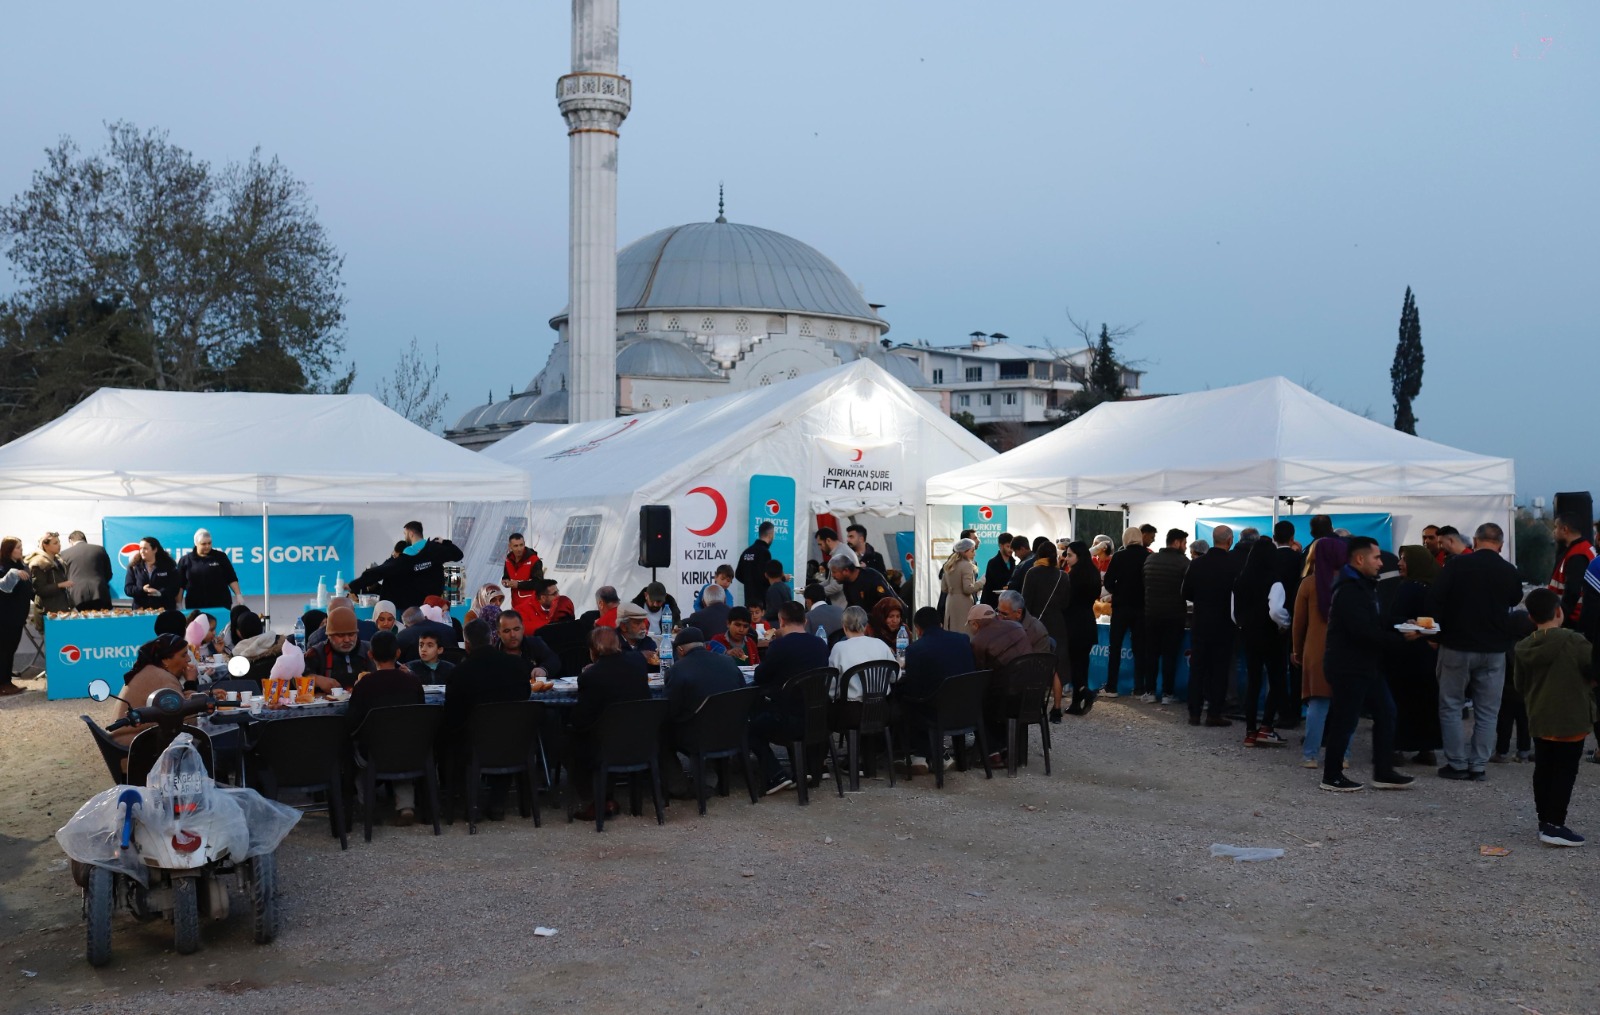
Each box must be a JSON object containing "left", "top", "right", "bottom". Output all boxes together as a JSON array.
[
  {"left": 715, "top": 182, "right": 726, "bottom": 223},
  {"left": 558, "top": 0, "right": 631, "bottom": 423}
]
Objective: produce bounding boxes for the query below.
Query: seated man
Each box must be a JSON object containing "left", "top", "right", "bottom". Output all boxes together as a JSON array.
[
  {"left": 747, "top": 601, "right": 831, "bottom": 795},
  {"left": 803, "top": 582, "right": 844, "bottom": 641},
  {"left": 345, "top": 631, "right": 426, "bottom": 826},
  {"left": 443, "top": 619, "right": 534, "bottom": 819},
  {"left": 967, "top": 603, "right": 1032, "bottom": 672},
  {"left": 591, "top": 586, "right": 621, "bottom": 628},
  {"left": 711, "top": 606, "right": 760, "bottom": 664},
  {"left": 614, "top": 602, "right": 660, "bottom": 667},
  {"left": 305, "top": 595, "right": 375, "bottom": 651},
  {"left": 396, "top": 605, "right": 456, "bottom": 664},
  {"left": 566, "top": 626, "right": 651, "bottom": 819},
  {"left": 405, "top": 630, "right": 455, "bottom": 684},
  {"left": 497, "top": 610, "right": 561, "bottom": 680},
  {"left": 524, "top": 579, "right": 577, "bottom": 633},
  {"left": 687, "top": 583, "right": 731, "bottom": 640},
  {"left": 306, "top": 605, "right": 373, "bottom": 691},
  {"left": 898, "top": 607, "right": 977, "bottom": 772},
  {"left": 631, "top": 581, "right": 682, "bottom": 631},
  {"left": 662, "top": 626, "right": 745, "bottom": 798},
  {"left": 998, "top": 590, "right": 1052, "bottom": 655},
  {"left": 694, "top": 564, "right": 736, "bottom": 612}
]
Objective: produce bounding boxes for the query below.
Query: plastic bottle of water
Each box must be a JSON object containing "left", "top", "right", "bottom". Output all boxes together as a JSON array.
[
  {"left": 895, "top": 625, "right": 909, "bottom": 662},
  {"left": 292, "top": 616, "right": 306, "bottom": 648},
  {"left": 315, "top": 575, "right": 328, "bottom": 610},
  {"left": 658, "top": 632, "right": 674, "bottom": 675},
  {"left": 816, "top": 625, "right": 828, "bottom": 642},
  {"left": 333, "top": 570, "right": 344, "bottom": 597}
]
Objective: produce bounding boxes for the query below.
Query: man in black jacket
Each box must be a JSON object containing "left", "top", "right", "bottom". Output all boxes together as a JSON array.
[
  {"left": 980, "top": 533, "right": 1017, "bottom": 610},
  {"left": 497, "top": 610, "right": 561, "bottom": 679},
  {"left": 747, "top": 602, "right": 830, "bottom": 794},
  {"left": 566, "top": 626, "right": 650, "bottom": 817},
  {"left": 348, "top": 522, "right": 463, "bottom": 612},
  {"left": 736, "top": 523, "right": 775, "bottom": 609},
  {"left": 1319, "top": 537, "right": 1423, "bottom": 792},
  {"left": 442, "top": 619, "right": 532, "bottom": 817},
  {"left": 846, "top": 524, "right": 888, "bottom": 576},
  {"left": 1102, "top": 527, "right": 1149, "bottom": 699},
  {"left": 1180, "top": 525, "right": 1239, "bottom": 726},
  {"left": 1272, "top": 520, "right": 1306, "bottom": 726},
  {"left": 1426, "top": 522, "right": 1525, "bottom": 779},
  {"left": 1143, "top": 529, "right": 1190, "bottom": 704},
  {"left": 59, "top": 531, "right": 113, "bottom": 609}
]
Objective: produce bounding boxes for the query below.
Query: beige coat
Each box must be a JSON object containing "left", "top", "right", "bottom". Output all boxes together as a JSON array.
[
  {"left": 1291, "top": 577, "right": 1332, "bottom": 700},
  {"left": 111, "top": 664, "right": 190, "bottom": 749},
  {"left": 941, "top": 556, "right": 983, "bottom": 631}
]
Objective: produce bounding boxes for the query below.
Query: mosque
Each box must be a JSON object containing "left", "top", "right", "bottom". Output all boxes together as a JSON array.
[{"left": 444, "top": 1, "right": 924, "bottom": 450}]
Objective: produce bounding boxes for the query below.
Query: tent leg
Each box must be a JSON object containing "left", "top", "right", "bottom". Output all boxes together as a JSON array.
[{"left": 261, "top": 503, "right": 271, "bottom": 624}]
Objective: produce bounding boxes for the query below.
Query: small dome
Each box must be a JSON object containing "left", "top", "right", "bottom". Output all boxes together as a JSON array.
[{"left": 616, "top": 338, "right": 721, "bottom": 379}]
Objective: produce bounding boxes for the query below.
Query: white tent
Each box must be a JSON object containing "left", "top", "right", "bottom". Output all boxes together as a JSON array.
[
  {"left": 926, "top": 376, "right": 1515, "bottom": 551},
  {"left": 469, "top": 360, "right": 994, "bottom": 610},
  {"left": 0, "top": 388, "right": 530, "bottom": 622}
]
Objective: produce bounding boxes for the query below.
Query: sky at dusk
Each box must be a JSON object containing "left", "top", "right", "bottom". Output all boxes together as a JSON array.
[{"left": 2, "top": 2, "right": 1594, "bottom": 501}]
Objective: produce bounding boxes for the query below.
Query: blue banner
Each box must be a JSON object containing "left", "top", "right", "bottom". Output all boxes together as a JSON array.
[
  {"left": 894, "top": 531, "right": 916, "bottom": 582},
  {"left": 961, "top": 504, "right": 1009, "bottom": 567},
  {"left": 748, "top": 475, "right": 797, "bottom": 576},
  {"left": 103, "top": 515, "right": 355, "bottom": 597},
  {"left": 46, "top": 608, "right": 232, "bottom": 700},
  {"left": 1195, "top": 513, "right": 1393, "bottom": 551}
]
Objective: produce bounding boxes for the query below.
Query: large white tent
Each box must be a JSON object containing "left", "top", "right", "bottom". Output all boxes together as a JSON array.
[
  {"left": 0, "top": 388, "right": 530, "bottom": 623},
  {"left": 926, "top": 376, "right": 1516, "bottom": 551},
  {"left": 467, "top": 360, "right": 994, "bottom": 610}
]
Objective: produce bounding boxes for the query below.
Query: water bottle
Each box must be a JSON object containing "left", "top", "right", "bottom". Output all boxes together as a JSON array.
[
  {"left": 292, "top": 616, "right": 306, "bottom": 647},
  {"left": 315, "top": 575, "right": 328, "bottom": 610},
  {"left": 895, "top": 625, "right": 909, "bottom": 662},
  {"left": 816, "top": 625, "right": 828, "bottom": 642},
  {"left": 658, "top": 632, "right": 674, "bottom": 675},
  {"left": 333, "top": 570, "right": 344, "bottom": 597}
]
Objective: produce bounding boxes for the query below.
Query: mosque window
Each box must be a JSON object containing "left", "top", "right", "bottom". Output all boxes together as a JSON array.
[
  {"left": 666, "top": 316, "right": 681, "bottom": 331},
  {"left": 826, "top": 323, "right": 838, "bottom": 338},
  {"left": 701, "top": 316, "right": 715, "bottom": 332},
  {"left": 662, "top": 397, "right": 672, "bottom": 407},
  {"left": 759, "top": 375, "right": 772, "bottom": 386},
  {"left": 736, "top": 316, "right": 750, "bottom": 334},
  {"left": 798, "top": 319, "right": 814, "bottom": 337},
  {"left": 849, "top": 326, "right": 858, "bottom": 341},
  {"left": 786, "top": 368, "right": 798, "bottom": 379},
  {"left": 635, "top": 316, "right": 648, "bottom": 332},
  {"left": 640, "top": 396, "right": 650, "bottom": 409}
]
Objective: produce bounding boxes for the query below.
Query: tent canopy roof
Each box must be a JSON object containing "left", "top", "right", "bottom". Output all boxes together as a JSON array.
[
  {"left": 0, "top": 388, "right": 530, "bottom": 503},
  {"left": 486, "top": 359, "right": 993, "bottom": 506},
  {"left": 927, "top": 376, "right": 1514, "bottom": 506}
]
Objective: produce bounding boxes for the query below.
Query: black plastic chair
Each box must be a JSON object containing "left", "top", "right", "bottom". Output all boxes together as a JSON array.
[
  {"left": 990, "top": 653, "right": 1056, "bottom": 776},
  {"left": 778, "top": 668, "right": 844, "bottom": 805},
  {"left": 831, "top": 660, "right": 900, "bottom": 791},
  {"left": 567, "top": 697, "right": 670, "bottom": 832},
  {"left": 79, "top": 716, "right": 129, "bottom": 785},
  {"left": 352, "top": 704, "right": 445, "bottom": 841},
  {"left": 249, "top": 714, "right": 352, "bottom": 849},
  {"left": 674, "top": 686, "right": 763, "bottom": 815},
  {"left": 539, "top": 619, "right": 593, "bottom": 678},
  {"left": 463, "top": 701, "right": 544, "bottom": 833},
  {"left": 905, "top": 670, "right": 994, "bottom": 788}
]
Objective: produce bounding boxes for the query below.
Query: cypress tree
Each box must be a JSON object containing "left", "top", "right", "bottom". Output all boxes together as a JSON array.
[{"left": 1391, "top": 287, "right": 1424, "bottom": 435}]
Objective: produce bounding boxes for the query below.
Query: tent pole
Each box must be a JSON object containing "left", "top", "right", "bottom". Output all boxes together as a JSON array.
[{"left": 261, "top": 502, "right": 271, "bottom": 624}]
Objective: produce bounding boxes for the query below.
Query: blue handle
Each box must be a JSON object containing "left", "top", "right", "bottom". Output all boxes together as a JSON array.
[{"left": 117, "top": 788, "right": 142, "bottom": 850}]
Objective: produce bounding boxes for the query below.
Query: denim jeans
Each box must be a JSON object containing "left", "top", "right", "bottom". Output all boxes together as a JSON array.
[
  {"left": 1436, "top": 647, "right": 1505, "bottom": 772},
  {"left": 1302, "top": 697, "right": 1330, "bottom": 762}
]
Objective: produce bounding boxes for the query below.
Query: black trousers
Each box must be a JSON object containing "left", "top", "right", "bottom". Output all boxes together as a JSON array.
[
  {"left": 1280, "top": 627, "right": 1302, "bottom": 725},
  {"left": 0, "top": 616, "right": 25, "bottom": 681},
  {"left": 1187, "top": 625, "right": 1235, "bottom": 718},
  {"left": 1495, "top": 680, "right": 1531, "bottom": 755},
  {"left": 1322, "top": 666, "right": 1396, "bottom": 783},
  {"left": 1106, "top": 608, "right": 1146, "bottom": 695},
  {"left": 1146, "top": 617, "right": 1185, "bottom": 699},
  {"left": 1533, "top": 738, "right": 1585, "bottom": 827},
  {"left": 1241, "top": 628, "right": 1286, "bottom": 732}
]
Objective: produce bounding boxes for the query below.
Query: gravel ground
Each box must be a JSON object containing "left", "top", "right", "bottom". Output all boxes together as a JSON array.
[{"left": 3, "top": 672, "right": 1596, "bottom": 1015}]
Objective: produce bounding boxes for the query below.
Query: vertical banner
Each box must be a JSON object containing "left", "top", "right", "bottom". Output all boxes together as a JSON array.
[
  {"left": 894, "top": 531, "right": 916, "bottom": 582},
  {"left": 748, "top": 475, "right": 796, "bottom": 576},
  {"left": 672, "top": 478, "right": 745, "bottom": 609},
  {"left": 961, "top": 504, "right": 1009, "bottom": 566}
]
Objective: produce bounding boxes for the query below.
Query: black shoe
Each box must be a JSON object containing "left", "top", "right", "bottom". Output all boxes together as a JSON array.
[
  {"left": 1371, "top": 771, "right": 1415, "bottom": 790},
  {"left": 1204, "top": 715, "right": 1233, "bottom": 728},
  {"left": 1413, "top": 751, "right": 1436, "bottom": 765},
  {"left": 1437, "top": 765, "right": 1471, "bottom": 781},
  {"left": 1319, "top": 774, "right": 1365, "bottom": 793},
  {"left": 1049, "top": 708, "right": 1063, "bottom": 724},
  {"left": 1078, "top": 691, "right": 1097, "bottom": 716},
  {"left": 1187, "top": 715, "right": 1202, "bottom": 726},
  {"left": 764, "top": 772, "right": 795, "bottom": 796},
  {"left": 1538, "top": 823, "right": 1586, "bottom": 847},
  {"left": 1467, "top": 770, "right": 1487, "bottom": 782}
]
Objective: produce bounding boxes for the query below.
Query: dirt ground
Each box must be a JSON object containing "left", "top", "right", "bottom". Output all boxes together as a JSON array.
[{"left": 3, "top": 670, "right": 1596, "bottom": 1015}]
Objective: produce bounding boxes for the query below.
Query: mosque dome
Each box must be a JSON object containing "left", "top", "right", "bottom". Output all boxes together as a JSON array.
[
  {"left": 615, "top": 337, "right": 722, "bottom": 379},
  {"left": 550, "top": 220, "right": 885, "bottom": 332}
]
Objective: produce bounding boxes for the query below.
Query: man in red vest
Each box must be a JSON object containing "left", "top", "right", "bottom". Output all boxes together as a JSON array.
[
  {"left": 1548, "top": 512, "right": 1596, "bottom": 629},
  {"left": 503, "top": 532, "right": 544, "bottom": 627}
]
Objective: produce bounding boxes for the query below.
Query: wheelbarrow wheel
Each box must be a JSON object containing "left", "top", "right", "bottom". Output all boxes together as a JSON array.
[
  {"left": 171, "top": 876, "right": 200, "bottom": 955},
  {"left": 85, "top": 866, "right": 113, "bottom": 968},
  {"left": 245, "top": 852, "right": 279, "bottom": 944}
]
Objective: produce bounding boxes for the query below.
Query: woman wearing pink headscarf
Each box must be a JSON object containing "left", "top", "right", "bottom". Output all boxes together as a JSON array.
[{"left": 1291, "top": 537, "right": 1349, "bottom": 769}]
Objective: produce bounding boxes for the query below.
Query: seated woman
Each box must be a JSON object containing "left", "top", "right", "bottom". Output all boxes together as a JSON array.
[
  {"left": 867, "top": 598, "right": 904, "bottom": 653},
  {"left": 829, "top": 606, "right": 897, "bottom": 700},
  {"left": 111, "top": 633, "right": 196, "bottom": 749},
  {"left": 231, "top": 610, "right": 285, "bottom": 682}
]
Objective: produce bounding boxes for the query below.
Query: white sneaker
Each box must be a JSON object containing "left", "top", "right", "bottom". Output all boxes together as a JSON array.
[
  {"left": 1101, "top": 688, "right": 1119, "bottom": 699},
  {"left": 1139, "top": 693, "right": 1156, "bottom": 703},
  {"left": 1159, "top": 695, "right": 1177, "bottom": 706}
]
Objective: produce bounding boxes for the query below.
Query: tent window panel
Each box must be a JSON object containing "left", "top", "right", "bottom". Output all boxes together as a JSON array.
[
  {"left": 453, "top": 516, "right": 477, "bottom": 546},
  {"left": 496, "top": 516, "right": 529, "bottom": 547},
  {"left": 555, "top": 513, "right": 602, "bottom": 571}
]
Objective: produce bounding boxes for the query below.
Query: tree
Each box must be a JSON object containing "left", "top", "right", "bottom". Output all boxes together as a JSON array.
[
  {"left": 376, "top": 337, "right": 449, "bottom": 431},
  {"left": 0, "top": 122, "right": 346, "bottom": 411},
  {"left": 1390, "top": 286, "right": 1424, "bottom": 434},
  {"left": 1050, "top": 308, "right": 1137, "bottom": 424},
  {"left": 0, "top": 294, "right": 154, "bottom": 441}
]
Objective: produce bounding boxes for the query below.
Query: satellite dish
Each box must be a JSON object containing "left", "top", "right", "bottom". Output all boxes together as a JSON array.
[
  {"left": 227, "top": 655, "right": 252, "bottom": 678},
  {"left": 87, "top": 678, "right": 112, "bottom": 702}
]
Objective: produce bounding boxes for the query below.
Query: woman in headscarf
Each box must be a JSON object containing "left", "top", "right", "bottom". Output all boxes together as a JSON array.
[
  {"left": 464, "top": 583, "right": 504, "bottom": 644},
  {"left": 1022, "top": 542, "right": 1071, "bottom": 722},
  {"left": 1386, "top": 545, "right": 1443, "bottom": 765},
  {"left": 111, "top": 633, "right": 195, "bottom": 748},
  {"left": 0, "top": 537, "right": 33, "bottom": 696},
  {"left": 1291, "top": 537, "right": 1349, "bottom": 769},
  {"left": 1062, "top": 540, "right": 1103, "bottom": 715},
  {"left": 1234, "top": 537, "right": 1291, "bottom": 746},
  {"left": 867, "top": 597, "right": 905, "bottom": 653},
  {"left": 941, "top": 538, "right": 984, "bottom": 632}
]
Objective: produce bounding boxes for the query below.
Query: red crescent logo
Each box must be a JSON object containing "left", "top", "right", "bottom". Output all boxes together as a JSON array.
[
  {"left": 686, "top": 487, "right": 728, "bottom": 536},
  {"left": 850, "top": 449, "right": 863, "bottom": 462}
]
